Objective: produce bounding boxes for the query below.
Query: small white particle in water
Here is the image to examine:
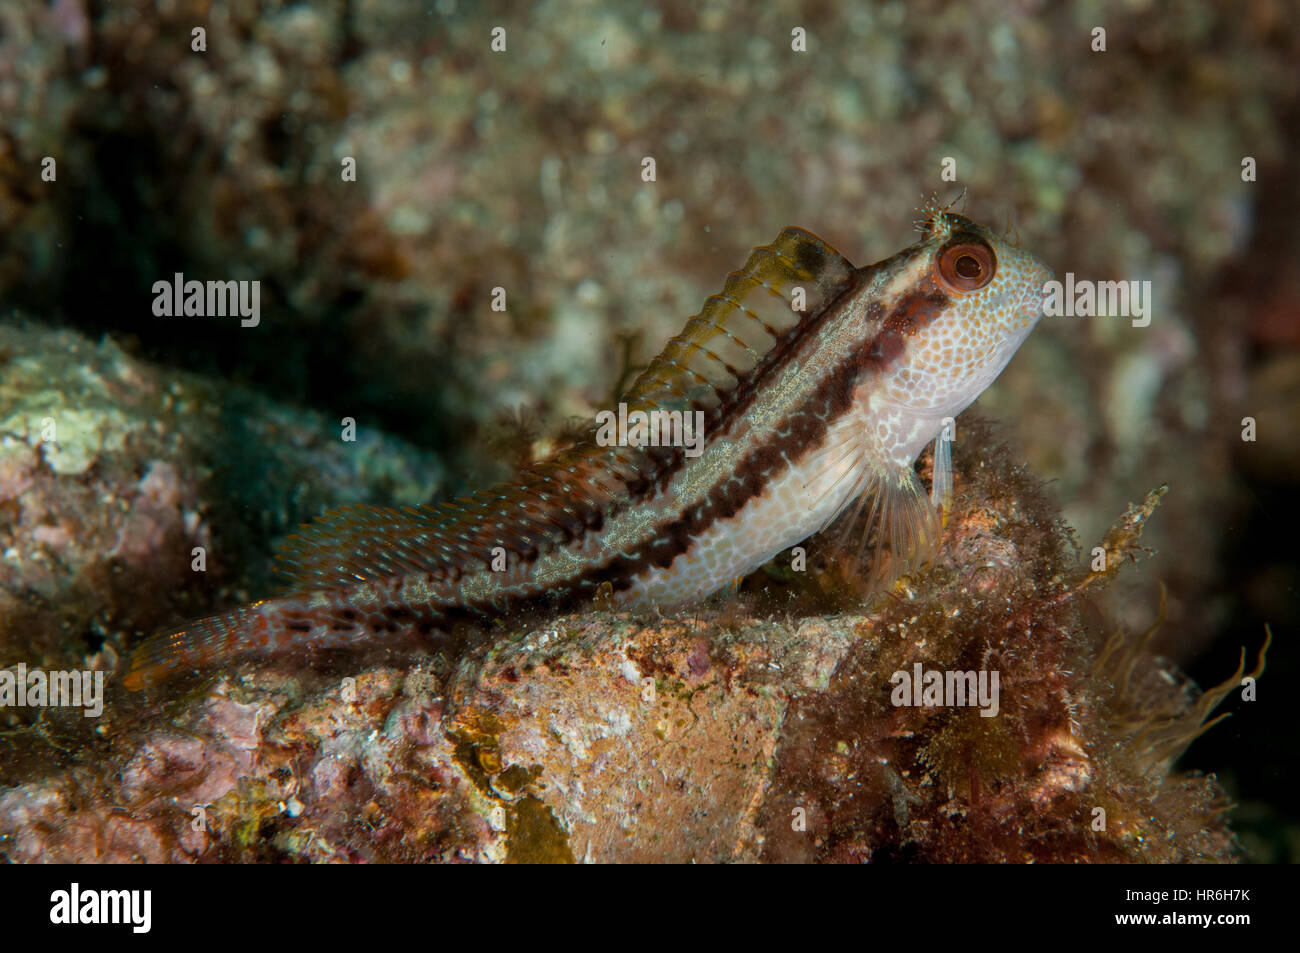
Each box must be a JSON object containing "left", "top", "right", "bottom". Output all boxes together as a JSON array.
[{"left": 389, "top": 59, "right": 412, "bottom": 84}]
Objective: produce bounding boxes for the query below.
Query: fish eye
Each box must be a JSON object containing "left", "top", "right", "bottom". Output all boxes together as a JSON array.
[{"left": 937, "top": 239, "right": 996, "bottom": 293}]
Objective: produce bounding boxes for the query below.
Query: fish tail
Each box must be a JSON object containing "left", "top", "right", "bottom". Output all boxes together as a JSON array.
[
  {"left": 123, "top": 602, "right": 274, "bottom": 691},
  {"left": 123, "top": 593, "right": 453, "bottom": 690}
]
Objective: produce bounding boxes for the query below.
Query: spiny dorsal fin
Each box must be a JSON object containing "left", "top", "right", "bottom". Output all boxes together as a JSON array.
[
  {"left": 624, "top": 227, "right": 856, "bottom": 413},
  {"left": 273, "top": 227, "right": 858, "bottom": 593}
]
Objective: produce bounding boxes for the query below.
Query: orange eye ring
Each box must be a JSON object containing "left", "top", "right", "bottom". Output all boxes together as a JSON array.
[{"left": 937, "top": 239, "right": 996, "bottom": 293}]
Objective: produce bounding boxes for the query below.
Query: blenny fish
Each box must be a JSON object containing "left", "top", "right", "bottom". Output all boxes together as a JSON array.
[{"left": 125, "top": 207, "right": 1052, "bottom": 689}]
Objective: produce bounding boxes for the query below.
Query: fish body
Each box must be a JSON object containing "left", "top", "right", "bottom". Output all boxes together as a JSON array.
[{"left": 125, "top": 210, "right": 1052, "bottom": 689}]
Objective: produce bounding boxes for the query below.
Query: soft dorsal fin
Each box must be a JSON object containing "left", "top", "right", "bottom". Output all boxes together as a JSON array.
[
  {"left": 272, "top": 227, "right": 859, "bottom": 594},
  {"left": 271, "top": 445, "right": 639, "bottom": 592}
]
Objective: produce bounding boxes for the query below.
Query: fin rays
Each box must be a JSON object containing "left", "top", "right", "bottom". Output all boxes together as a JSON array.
[
  {"left": 808, "top": 434, "right": 943, "bottom": 596},
  {"left": 124, "top": 605, "right": 261, "bottom": 690},
  {"left": 624, "top": 227, "right": 855, "bottom": 414}
]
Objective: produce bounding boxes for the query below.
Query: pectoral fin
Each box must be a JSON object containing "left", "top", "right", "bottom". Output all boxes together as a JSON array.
[{"left": 817, "top": 460, "right": 942, "bottom": 596}]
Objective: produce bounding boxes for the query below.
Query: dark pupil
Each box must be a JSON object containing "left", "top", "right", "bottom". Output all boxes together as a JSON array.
[{"left": 955, "top": 254, "right": 982, "bottom": 280}]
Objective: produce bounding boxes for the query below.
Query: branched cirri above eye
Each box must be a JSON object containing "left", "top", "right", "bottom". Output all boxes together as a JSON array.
[{"left": 937, "top": 237, "right": 996, "bottom": 293}]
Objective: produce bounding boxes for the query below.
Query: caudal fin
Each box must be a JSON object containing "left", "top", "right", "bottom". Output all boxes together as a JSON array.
[{"left": 123, "top": 603, "right": 268, "bottom": 690}]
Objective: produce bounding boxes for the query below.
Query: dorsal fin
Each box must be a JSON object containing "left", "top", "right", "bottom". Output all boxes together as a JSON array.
[
  {"left": 272, "top": 227, "right": 858, "bottom": 593},
  {"left": 624, "top": 227, "right": 855, "bottom": 413},
  {"left": 271, "top": 445, "right": 637, "bottom": 592}
]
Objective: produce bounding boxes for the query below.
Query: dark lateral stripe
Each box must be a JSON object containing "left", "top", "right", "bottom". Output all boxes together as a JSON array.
[
  {"left": 456, "top": 256, "right": 952, "bottom": 618},
  {"left": 637, "top": 265, "right": 867, "bottom": 496}
]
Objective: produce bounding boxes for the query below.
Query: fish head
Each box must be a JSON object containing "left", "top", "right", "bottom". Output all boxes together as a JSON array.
[{"left": 867, "top": 211, "right": 1054, "bottom": 427}]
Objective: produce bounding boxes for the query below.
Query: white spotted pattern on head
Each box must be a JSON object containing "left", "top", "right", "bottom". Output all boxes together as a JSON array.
[{"left": 871, "top": 213, "right": 1053, "bottom": 462}]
